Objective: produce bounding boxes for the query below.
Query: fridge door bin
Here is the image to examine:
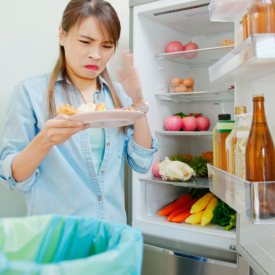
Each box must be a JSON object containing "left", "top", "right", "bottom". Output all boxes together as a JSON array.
[
  {"left": 207, "top": 164, "right": 275, "bottom": 224},
  {"left": 142, "top": 244, "right": 250, "bottom": 275}
]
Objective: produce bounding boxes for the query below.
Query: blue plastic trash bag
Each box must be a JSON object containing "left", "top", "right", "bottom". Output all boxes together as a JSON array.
[{"left": 0, "top": 215, "right": 143, "bottom": 275}]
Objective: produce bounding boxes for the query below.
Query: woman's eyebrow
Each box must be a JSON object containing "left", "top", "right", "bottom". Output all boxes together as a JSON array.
[{"left": 79, "top": 35, "right": 113, "bottom": 44}]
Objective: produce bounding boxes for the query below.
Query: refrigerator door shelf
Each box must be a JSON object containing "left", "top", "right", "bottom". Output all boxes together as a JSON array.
[
  {"left": 207, "top": 164, "right": 275, "bottom": 225},
  {"left": 209, "top": 0, "right": 251, "bottom": 22},
  {"left": 209, "top": 34, "right": 275, "bottom": 83},
  {"left": 156, "top": 46, "right": 234, "bottom": 67},
  {"left": 139, "top": 177, "right": 209, "bottom": 188},
  {"left": 155, "top": 89, "right": 234, "bottom": 103},
  {"left": 133, "top": 217, "right": 236, "bottom": 250}
]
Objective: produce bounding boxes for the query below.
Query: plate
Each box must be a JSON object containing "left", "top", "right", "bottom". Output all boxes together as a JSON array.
[{"left": 68, "top": 110, "right": 145, "bottom": 128}]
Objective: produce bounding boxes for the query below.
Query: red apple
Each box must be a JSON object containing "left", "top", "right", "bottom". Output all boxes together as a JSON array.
[
  {"left": 152, "top": 162, "right": 162, "bottom": 177},
  {"left": 165, "top": 116, "right": 182, "bottom": 131},
  {"left": 182, "top": 117, "right": 197, "bottom": 131},
  {"left": 182, "top": 42, "right": 199, "bottom": 59},
  {"left": 165, "top": 41, "right": 183, "bottom": 58},
  {"left": 197, "top": 117, "right": 210, "bottom": 131}
]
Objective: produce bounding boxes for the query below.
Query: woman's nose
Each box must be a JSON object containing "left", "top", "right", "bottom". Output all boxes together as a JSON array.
[{"left": 88, "top": 48, "right": 101, "bottom": 60}]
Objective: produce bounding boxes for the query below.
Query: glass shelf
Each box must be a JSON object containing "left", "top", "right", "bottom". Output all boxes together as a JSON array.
[
  {"left": 155, "top": 131, "right": 213, "bottom": 137},
  {"left": 155, "top": 46, "right": 234, "bottom": 66},
  {"left": 155, "top": 89, "right": 234, "bottom": 102},
  {"left": 209, "top": 34, "right": 275, "bottom": 83},
  {"left": 207, "top": 164, "right": 275, "bottom": 224},
  {"left": 209, "top": 0, "right": 251, "bottom": 22},
  {"left": 139, "top": 177, "right": 209, "bottom": 188}
]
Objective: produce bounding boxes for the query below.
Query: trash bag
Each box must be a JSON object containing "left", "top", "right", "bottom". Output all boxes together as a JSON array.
[{"left": 0, "top": 215, "right": 143, "bottom": 275}]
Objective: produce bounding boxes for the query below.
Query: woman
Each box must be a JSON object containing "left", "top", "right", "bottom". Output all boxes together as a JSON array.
[{"left": 0, "top": 0, "right": 158, "bottom": 224}]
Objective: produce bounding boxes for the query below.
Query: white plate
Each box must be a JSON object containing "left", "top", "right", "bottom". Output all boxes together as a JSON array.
[{"left": 68, "top": 110, "right": 145, "bottom": 128}]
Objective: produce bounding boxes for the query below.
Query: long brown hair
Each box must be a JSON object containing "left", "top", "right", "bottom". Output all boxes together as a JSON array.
[{"left": 47, "top": 0, "right": 122, "bottom": 118}]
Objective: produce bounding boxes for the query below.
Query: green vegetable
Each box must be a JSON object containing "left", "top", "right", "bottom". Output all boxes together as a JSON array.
[
  {"left": 212, "top": 198, "right": 236, "bottom": 230},
  {"left": 189, "top": 188, "right": 210, "bottom": 199},
  {"left": 174, "top": 112, "right": 188, "bottom": 118}
]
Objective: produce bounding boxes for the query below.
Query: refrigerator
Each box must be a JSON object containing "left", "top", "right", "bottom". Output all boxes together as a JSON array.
[{"left": 128, "top": 0, "right": 275, "bottom": 274}]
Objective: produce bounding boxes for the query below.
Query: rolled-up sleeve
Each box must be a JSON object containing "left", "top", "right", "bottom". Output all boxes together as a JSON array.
[
  {"left": 0, "top": 82, "right": 39, "bottom": 193},
  {"left": 126, "top": 133, "right": 159, "bottom": 174}
]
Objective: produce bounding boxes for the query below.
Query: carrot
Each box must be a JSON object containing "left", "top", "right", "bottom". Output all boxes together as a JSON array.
[
  {"left": 172, "top": 210, "right": 191, "bottom": 223},
  {"left": 167, "top": 198, "right": 198, "bottom": 222},
  {"left": 158, "top": 194, "right": 193, "bottom": 216}
]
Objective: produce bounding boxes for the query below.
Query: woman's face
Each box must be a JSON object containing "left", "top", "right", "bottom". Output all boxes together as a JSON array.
[{"left": 59, "top": 16, "right": 115, "bottom": 80}]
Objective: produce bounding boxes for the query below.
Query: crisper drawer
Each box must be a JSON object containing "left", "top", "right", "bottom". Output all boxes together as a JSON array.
[
  {"left": 207, "top": 164, "right": 275, "bottom": 224},
  {"left": 142, "top": 244, "right": 249, "bottom": 275}
]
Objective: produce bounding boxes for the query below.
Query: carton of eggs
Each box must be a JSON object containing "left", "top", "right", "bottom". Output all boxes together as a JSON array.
[{"left": 170, "top": 77, "right": 195, "bottom": 93}]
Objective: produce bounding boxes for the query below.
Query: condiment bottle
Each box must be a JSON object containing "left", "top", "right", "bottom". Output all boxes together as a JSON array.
[
  {"left": 235, "top": 113, "right": 253, "bottom": 179},
  {"left": 226, "top": 106, "right": 247, "bottom": 174},
  {"left": 213, "top": 114, "right": 231, "bottom": 167},
  {"left": 248, "top": 0, "right": 275, "bottom": 36},
  {"left": 239, "top": 20, "right": 244, "bottom": 44},
  {"left": 217, "top": 120, "right": 235, "bottom": 171},
  {"left": 246, "top": 94, "right": 275, "bottom": 219}
]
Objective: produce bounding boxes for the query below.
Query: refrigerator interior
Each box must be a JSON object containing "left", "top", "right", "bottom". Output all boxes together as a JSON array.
[{"left": 131, "top": 0, "right": 237, "bottom": 252}]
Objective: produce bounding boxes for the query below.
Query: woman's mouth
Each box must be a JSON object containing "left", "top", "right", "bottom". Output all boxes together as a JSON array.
[{"left": 85, "top": 65, "right": 99, "bottom": 71}]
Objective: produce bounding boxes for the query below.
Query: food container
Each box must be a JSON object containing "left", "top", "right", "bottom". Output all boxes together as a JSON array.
[{"left": 169, "top": 84, "right": 196, "bottom": 93}]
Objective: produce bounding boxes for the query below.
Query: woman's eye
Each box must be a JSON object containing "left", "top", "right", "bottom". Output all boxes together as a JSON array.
[
  {"left": 103, "top": 45, "right": 113, "bottom": 49},
  {"left": 80, "top": 40, "right": 89, "bottom": 44}
]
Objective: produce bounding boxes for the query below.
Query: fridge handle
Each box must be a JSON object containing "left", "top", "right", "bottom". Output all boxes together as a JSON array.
[{"left": 144, "top": 244, "right": 239, "bottom": 269}]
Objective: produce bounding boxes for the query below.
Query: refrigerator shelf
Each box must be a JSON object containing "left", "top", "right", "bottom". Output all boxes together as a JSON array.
[
  {"left": 209, "top": 0, "right": 251, "bottom": 22},
  {"left": 155, "top": 89, "right": 234, "bottom": 102},
  {"left": 207, "top": 164, "right": 275, "bottom": 225},
  {"left": 156, "top": 131, "right": 213, "bottom": 137},
  {"left": 139, "top": 177, "right": 209, "bottom": 189},
  {"left": 209, "top": 34, "right": 275, "bottom": 83},
  {"left": 155, "top": 46, "right": 234, "bottom": 66}
]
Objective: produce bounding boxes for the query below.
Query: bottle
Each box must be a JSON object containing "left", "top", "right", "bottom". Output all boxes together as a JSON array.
[
  {"left": 217, "top": 119, "right": 235, "bottom": 171},
  {"left": 213, "top": 114, "right": 231, "bottom": 167},
  {"left": 243, "top": 13, "right": 248, "bottom": 41},
  {"left": 235, "top": 113, "right": 253, "bottom": 179},
  {"left": 239, "top": 20, "right": 244, "bottom": 44},
  {"left": 246, "top": 94, "right": 275, "bottom": 219},
  {"left": 226, "top": 106, "right": 247, "bottom": 174},
  {"left": 248, "top": 0, "right": 275, "bottom": 36}
]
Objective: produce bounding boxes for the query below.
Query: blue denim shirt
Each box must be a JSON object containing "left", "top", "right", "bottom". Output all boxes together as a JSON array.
[{"left": 0, "top": 73, "right": 158, "bottom": 224}]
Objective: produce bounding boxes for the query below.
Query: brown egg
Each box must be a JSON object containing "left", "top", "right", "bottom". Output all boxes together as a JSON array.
[
  {"left": 187, "top": 87, "right": 194, "bottom": 92},
  {"left": 180, "top": 79, "right": 185, "bottom": 84},
  {"left": 171, "top": 77, "right": 181, "bottom": 85},
  {"left": 183, "top": 78, "right": 195, "bottom": 87},
  {"left": 176, "top": 84, "right": 188, "bottom": 93}
]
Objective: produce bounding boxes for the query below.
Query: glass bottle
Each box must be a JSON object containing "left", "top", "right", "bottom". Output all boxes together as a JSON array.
[
  {"left": 213, "top": 114, "right": 231, "bottom": 167},
  {"left": 226, "top": 106, "right": 247, "bottom": 174},
  {"left": 239, "top": 20, "right": 244, "bottom": 45},
  {"left": 243, "top": 13, "right": 248, "bottom": 41},
  {"left": 246, "top": 94, "right": 275, "bottom": 219},
  {"left": 248, "top": 0, "right": 275, "bottom": 36}
]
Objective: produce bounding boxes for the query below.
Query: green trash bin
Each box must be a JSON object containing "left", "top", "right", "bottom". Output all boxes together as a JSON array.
[{"left": 0, "top": 215, "right": 143, "bottom": 275}]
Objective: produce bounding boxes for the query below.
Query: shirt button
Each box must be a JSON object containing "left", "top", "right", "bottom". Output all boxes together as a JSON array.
[
  {"left": 98, "top": 196, "right": 102, "bottom": 201},
  {"left": 96, "top": 95, "right": 100, "bottom": 100},
  {"left": 107, "top": 142, "right": 110, "bottom": 146},
  {"left": 101, "top": 169, "right": 105, "bottom": 173}
]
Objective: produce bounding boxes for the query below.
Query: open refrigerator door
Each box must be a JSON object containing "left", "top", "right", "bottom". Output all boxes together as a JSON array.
[{"left": 129, "top": 0, "right": 253, "bottom": 274}]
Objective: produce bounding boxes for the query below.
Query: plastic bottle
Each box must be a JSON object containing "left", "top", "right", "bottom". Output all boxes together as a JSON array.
[
  {"left": 239, "top": 20, "right": 244, "bottom": 44},
  {"left": 226, "top": 106, "right": 247, "bottom": 175},
  {"left": 246, "top": 94, "right": 275, "bottom": 219},
  {"left": 217, "top": 120, "right": 235, "bottom": 171},
  {"left": 213, "top": 114, "right": 231, "bottom": 167}
]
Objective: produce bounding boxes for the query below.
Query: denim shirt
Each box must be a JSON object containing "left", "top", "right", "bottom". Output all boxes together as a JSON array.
[{"left": 0, "top": 73, "right": 158, "bottom": 224}]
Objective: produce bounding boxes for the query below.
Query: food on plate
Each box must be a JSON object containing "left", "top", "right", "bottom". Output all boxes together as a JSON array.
[
  {"left": 165, "top": 41, "right": 183, "bottom": 57},
  {"left": 190, "top": 193, "right": 215, "bottom": 214},
  {"left": 185, "top": 211, "right": 204, "bottom": 224},
  {"left": 176, "top": 84, "right": 188, "bottom": 93},
  {"left": 168, "top": 198, "right": 198, "bottom": 222},
  {"left": 187, "top": 87, "right": 194, "bottom": 93},
  {"left": 182, "top": 116, "right": 197, "bottom": 131},
  {"left": 182, "top": 42, "right": 199, "bottom": 59},
  {"left": 183, "top": 78, "right": 194, "bottom": 87},
  {"left": 159, "top": 157, "right": 196, "bottom": 182},
  {"left": 158, "top": 194, "right": 193, "bottom": 216},
  {"left": 171, "top": 77, "right": 181, "bottom": 85},
  {"left": 56, "top": 103, "right": 81, "bottom": 116},
  {"left": 200, "top": 151, "right": 213, "bottom": 164},
  {"left": 201, "top": 197, "right": 218, "bottom": 226},
  {"left": 165, "top": 116, "right": 182, "bottom": 131},
  {"left": 77, "top": 103, "right": 96, "bottom": 113},
  {"left": 196, "top": 117, "right": 210, "bottom": 131},
  {"left": 172, "top": 210, "right": 192, "bottom": 223},
  {"left": 95, "top": 102, "right": 106, "bottom": 111},
  {"left": 212, "top": 198, "right": 236, "bottom": 230},
  {"left": 152, "top": 161, "right": 162, "bottom": 177}
]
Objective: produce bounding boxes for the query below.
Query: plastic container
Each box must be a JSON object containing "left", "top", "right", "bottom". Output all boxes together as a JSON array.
[
  {"left": 169, "top": 84, "right": 196, "bottom": 93},
  {"left": 226, "top": 106, "right": 247, "bottom": 175},
  {"left": 243, "top": 13, "right": 248, "bottom": 41},
  {"left": 217, "top": 120, "right": 235, "bottom": 171},
  {"left": 213, "top": 114, "right": 231, "bottom": 167}
]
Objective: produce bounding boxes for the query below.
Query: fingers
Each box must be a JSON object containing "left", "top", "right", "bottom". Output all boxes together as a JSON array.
[
  {"left": 59, "top": 124, "right": 90, "bottom": 136},
  {"left": 47, "top": 118, "right": 84, "bottom": 128},
  {"left": 116, "top": 67, "right": 126, "bottom": 83},
  {"left": 122, "top": 50, "right": 133, "bottom": 73}
]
